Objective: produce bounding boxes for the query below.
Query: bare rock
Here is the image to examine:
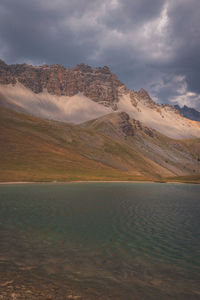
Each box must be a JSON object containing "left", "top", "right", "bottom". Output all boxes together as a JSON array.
[
  {"left": 0, "top": 61, "right": 126, "bottom": 109},
  {"left": 119, "top": 112, "right": 134, "bottom": 136}
]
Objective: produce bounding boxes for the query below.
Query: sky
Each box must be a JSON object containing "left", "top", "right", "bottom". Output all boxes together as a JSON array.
[{"left": 0, "top": 0, "right": 200, "bottom": 110}]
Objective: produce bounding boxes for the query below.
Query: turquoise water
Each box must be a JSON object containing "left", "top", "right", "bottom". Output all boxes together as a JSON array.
[{"left": 0, "top": 183, "right": 200, "bottom": 299}]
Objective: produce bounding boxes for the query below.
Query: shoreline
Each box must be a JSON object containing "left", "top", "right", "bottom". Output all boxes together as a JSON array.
[
  {"left": 0, "top": 180, "right": 199, "bottom": 185},
  {"left": 0, "top": 180, "right": 161, "bottom": 185}
]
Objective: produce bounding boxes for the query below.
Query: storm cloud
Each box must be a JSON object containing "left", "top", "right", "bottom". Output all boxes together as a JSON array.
[{"left": 0, "top": 0, "right": 200, "bottom": 109}]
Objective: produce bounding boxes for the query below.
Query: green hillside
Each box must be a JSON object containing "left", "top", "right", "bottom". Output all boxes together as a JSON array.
[{"left": 0, "top": 107, "right": 199, "bottom": 183}]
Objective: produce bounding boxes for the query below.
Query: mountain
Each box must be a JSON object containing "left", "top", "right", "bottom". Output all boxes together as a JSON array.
[
  {"left": 0, "top": 59, "right": 200, "bottom": 183},
  {"left": 0, "top": 59, "right": 125, "bottom": 108},
  {"left": 0, "top": 59, "right": 200, "bottom": 139},
  {"left": 174, "top": 104, "right": 200, "bottom": 122},
  {"left": 0, "top": 106, "right": 200, "bottom": 183}
]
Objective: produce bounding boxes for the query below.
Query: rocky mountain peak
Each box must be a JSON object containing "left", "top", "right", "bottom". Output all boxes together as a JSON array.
[
  {"left": 137, "top": 88, "right": 151, "bottom": 99},
  {"left": 0, "top": 60, "right": 126, "bottom": 109},
  {"left": 0, "top": 59, "right": 199, "bottom": 128},
  {"left": 134, "top": 88, "right": 157, "bottom": 109}
]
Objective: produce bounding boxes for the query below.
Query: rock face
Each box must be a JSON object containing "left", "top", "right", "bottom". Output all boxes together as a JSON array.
[
  {"left": 174, "top": 105, "right": 200, "bottom": 122},
  {"left": 117, "top": 112, "right": 154, "bottom": 138},
  {"left": 118, "top": 112, "right": 135, "bottom": 136},
  {"left": 1, "top": 59, "right": 199, "bottom": 120},
  {"left": 0, "top": 60, "right": 125, "bottom": 109},
  {"left": 0, "top": 59, "right": 200, "bottom": 139},
  {"left": 0, "top": 60, "right": 16, "bottom": 85},
  {"left": 137, "top": 88, "right": 154, "bottom": 105}
]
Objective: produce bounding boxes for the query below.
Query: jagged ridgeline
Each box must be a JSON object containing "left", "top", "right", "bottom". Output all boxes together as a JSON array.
[
  {"left": 0, "top": 59, "right": 200, "bottom": 182},
  {"left": 0, "top": 59, "right": 200, "bottom": 139},
  {"left": 0, "top": 60, "right": 127, "bottom": 109}
]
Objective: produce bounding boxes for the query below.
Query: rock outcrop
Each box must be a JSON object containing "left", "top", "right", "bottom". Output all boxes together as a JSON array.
[
  {"left": 0, "top": 60, "right": 126, "bottom": 110},
  {"left": 0, "top": 59, "right": 200, "bottom": 139},
  {"left": 117, "top": 112, "right": 154, "bottom": 138},
  {"left": 118, "top": 112, "right": 135, "bottom": 136},
  {"left": 1, "top": 59, "right": 199, "bottom": 120}
]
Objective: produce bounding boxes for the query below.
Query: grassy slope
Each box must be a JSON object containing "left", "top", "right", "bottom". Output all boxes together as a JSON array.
[
  {"left": 0, "top": 107, "right": 199, "bottom": 183},
  {"left": 83, "top": 113, "right": 200, "bottom": 183},
  {"left": 165, "top": 174, "right": 200, "bottom": 184},
  {"left": 0, "top": 107, "right": 155, "bottom": 182}
]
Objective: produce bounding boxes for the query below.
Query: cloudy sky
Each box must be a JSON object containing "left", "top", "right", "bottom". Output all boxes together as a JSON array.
[{"left": 0, "top": 0, "right": 200, "bottom": 109}]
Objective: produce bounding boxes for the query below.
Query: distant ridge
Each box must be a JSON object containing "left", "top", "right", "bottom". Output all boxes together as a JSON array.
[{"left": 174, "top": 104, "right": 200, "bottom": 122}]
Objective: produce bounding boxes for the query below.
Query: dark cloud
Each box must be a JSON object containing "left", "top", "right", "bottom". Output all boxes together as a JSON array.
[
  {"left": 99, "top": 0, "right": 165, "bottom": 32},
  {"left": 0, "top": 0, "right": 200, "bottom": 109}
]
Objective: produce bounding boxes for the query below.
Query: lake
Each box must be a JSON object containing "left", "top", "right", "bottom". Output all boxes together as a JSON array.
[{"left": 0, "top": 183, "right": 199, "bottom": 299}]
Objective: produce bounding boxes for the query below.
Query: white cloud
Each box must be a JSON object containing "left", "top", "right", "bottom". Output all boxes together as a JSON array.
[
  {"left": 169, "top": 76, "right": 200, "bottom": 109},
  {"left": 170, "top": 92, "right": 200, "bottom": 109},
  {"left": 149, "top": 74, "right": 200, "bottom": 110}
]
